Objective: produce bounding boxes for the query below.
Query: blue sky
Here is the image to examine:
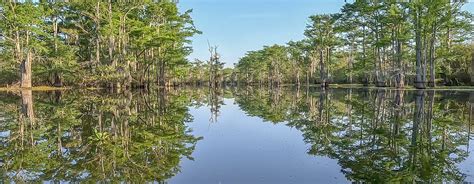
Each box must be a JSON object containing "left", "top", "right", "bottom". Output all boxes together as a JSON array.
[{"left": 178, "top": 0, "right": 474, "bottom": 68}]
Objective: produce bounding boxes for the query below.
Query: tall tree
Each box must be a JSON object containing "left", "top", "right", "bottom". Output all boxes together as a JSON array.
[
  {"left": 0, "top": 2, "right": 47, "bottom": 88},
  {"left": 305, "top": 14, "right": 340, "bottom": 88}
]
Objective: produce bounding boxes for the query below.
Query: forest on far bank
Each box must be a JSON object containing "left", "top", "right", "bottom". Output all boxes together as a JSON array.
[
  {"left": 0, "top": 1, "right": 473, "bottom": 89},
  {"left": 234, "top": 1, "right": 474, "bottom": 88}
]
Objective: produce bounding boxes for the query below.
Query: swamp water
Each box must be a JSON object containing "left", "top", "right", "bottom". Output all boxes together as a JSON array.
[{"left": 0, "top": 88, "right": 473, "bottom": 183}]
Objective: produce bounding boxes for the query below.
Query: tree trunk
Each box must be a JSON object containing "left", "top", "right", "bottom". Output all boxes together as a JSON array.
[
  {"left": 426, "top": 90, "right": 435, "bottom": 139},
  {"left": 410, "top": 90, "right": 424, "bottom": 167},
  {"left": 320, "top": 49, "right": 327, "bottom": 88},
  {"left": 53, "top": 73, "right": 63, "bottom": 87},
  {"left": 20, "top": 89, "right": 35, "bottom": 123},
  {"left": 362, "top": 25, "right": 368, "bottom": 86},
  {"left": 157, "top": 47, "right": 166, "bottom": 86},
  {"left": 470, "top": 93, "right": 473, "bottom": 150},
  {"left": 158, "top": 59, "right": 165, "bottom": 86},
  {"left": 347, "top": 89, "right": 352, "bottom": 131},
  {"left": 52, "top": 17, "right": 63, "bottom": 87},
  {"left": 95, "top": 2, "right": 101, "bottom": 71},
  {"left": 375, "top": 28, "right": 385, "bottom": 87},
  {"left": 348, "top": 37, "right": 354, "bottom": 84},
  {"left": 318, "top": 88, "right": 326, "bottom": 123},
  {"left": 21, "top": 32, "right": 32, "bottom": 88},
  {"left": 394, "top": 90, "right": 404, "bottom": 137},
  {"left": 108, "top": 0, "right": 115, "bottom": 67},
  {"left": 414, "top": 90, "right": 425, "bottom": 131},
  {"left": 396, "top": 28, "right": 405, "bottom": 88},
  {"left": 414, "top": 6, "right": 426, "bottom": 89},
  {"left": 428, "top": 38, "right": 436, "bottom": 87},
  {"left": 20, "top": 52, "right": 32, "bottom": 88},
  {"left": 471, "top": 47, "right": 474, "bottom": 85},
  {"left": 306, "top": 72, "right": 309, "bottom": 87},
  {"left": 375, "top": 47, "right": 383, "bottom": 87},
  {"left": 296, "top": 70, "right": 300, "bottom": 87}
]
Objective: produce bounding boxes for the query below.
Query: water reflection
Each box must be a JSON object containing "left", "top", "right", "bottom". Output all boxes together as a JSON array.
[
  {"left": 0, "top": 89, "right": 203, "bottom": 182},
  {"left": 233, "top": 87, "right": 473, "bottom": 183},
  {"left": 0, "top": 88, "right": 473, "bottom": 183}
]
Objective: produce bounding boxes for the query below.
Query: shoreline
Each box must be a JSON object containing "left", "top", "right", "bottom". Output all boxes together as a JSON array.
[
  {"left": 1, "top": 84, "right": 474, "bottom": 91},
  {"left": 0, "top": 86, "right": 100, "bottom": 91}
]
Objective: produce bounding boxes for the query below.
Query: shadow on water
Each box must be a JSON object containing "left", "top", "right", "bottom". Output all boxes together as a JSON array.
[{"left": 0, "top": 87, "right": 473, "bottom": 183}]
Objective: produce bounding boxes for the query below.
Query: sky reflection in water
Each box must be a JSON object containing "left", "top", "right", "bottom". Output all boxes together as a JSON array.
[{"left": 0, "top": 88, "right": 473, "bottom": 183}]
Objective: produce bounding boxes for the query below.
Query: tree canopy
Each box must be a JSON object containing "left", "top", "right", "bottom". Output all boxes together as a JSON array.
[
  {"left": 0, "top": 1, "right": 200, "bottom": 88},
  {"left": 234, "top": 1, "right": 474, "bottom": 88}
]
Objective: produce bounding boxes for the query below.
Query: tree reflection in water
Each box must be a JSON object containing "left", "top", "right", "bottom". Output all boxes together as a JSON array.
[
  {"left": 0, "top": 89, "right": 204, "bottom": 183},
  {"left": 0, "top": 87, "right": 473, "bottom": 183},
  {"left": 234, "top": 87, "right": 473, "bottom": 183}
]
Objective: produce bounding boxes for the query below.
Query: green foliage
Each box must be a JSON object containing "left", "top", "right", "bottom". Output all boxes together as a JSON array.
[
  {"left": 0, "top": 1, "right": 199, "bottom": 87},
  {"left": 233, "top": 1, "right": 473, "bottom": 86},
  {"left": 235, "top": 44, "right": 289, "bottom": 84}
]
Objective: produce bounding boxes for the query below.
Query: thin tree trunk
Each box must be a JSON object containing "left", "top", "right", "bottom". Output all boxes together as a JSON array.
[
  {"left": 396, "top": 27, "right": 405, "bottom": 88},
  {"left": 318, "top": 89, "right": 326, "bottom": 123},
  {"left": 95, "top": 1, "right": 101, "bottom": 67},
  {"left": 159, "top": 59, "right": 165, "bottom": 86},
  {"left": 394, "top": 89, "right": 404, "bottom": 137},
  {"left": 410, "top": 90, "right": 424, "bottom": 168},
  {"left": 362, "top": 25, "right": 369, "bottom": 86},
  {"left": 426, "top": 90, "right": 435, "bottom": 142},
  {"left": 347, "top": 89, "right": 353, "bottom": 131},
  {"left": 320, "top": 49, "right": 327, "bottom": 88},
  {"left": 306, "top": 71, "right": 309, "bottom": 87},
  {"left": 471, "top": 46, "right": 474, "bottom": 85},
  {"left": 108, "top": 0, "right": 115, "bottom": 67},
  {"left": 414, "top": 5, "right": 426, "bottom": 89},
  {"left": 375, "top": 28, "right": 385, "bottom": 87},
  {"left": 428, "top": 24, "right": 437, "bottom": 87},
  {"left": 348, "top": 37, "right": 354, "bottom": 84},
  {"left": 158, "top": 47, "right": 166, "bottom": 86},
  {"left": 53, "top": 17, "right": 63, "bottom": 87},
  {"left": 296, "top": 70, "right": 300, "bottom": 87},
  {"left": 375, "top": 47, "right": 382, "bottom": 86},
  {"left": 469, "top": 93, "right": 473, "bottom": 151}
]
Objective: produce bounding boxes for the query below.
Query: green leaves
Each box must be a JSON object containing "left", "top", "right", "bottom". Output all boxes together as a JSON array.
[
  {"left": 90, "top": 128, "right": 110, "bottom": 143},
  {"left": 234, "top": 1, "right": 473, "bottom": 86},
  {"left": 0, "top": 1, "right": 200, "bottom": 87}
]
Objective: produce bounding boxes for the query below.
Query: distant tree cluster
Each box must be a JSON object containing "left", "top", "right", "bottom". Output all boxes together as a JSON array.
[
  {"left": 0, "top": 1, "right": 200, "bottom": 88},
  {"left": 234, "top": 1, "right": 474, "bottom": 88}
]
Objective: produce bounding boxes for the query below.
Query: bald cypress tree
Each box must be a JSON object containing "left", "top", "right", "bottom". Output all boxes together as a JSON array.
[{"left": 0, "top": 2, "right": 47, "bottom": 88}]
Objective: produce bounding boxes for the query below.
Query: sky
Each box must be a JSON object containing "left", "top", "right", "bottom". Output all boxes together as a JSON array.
[{"left": 178, "top": 0, "right": 474, "bottom": 68}]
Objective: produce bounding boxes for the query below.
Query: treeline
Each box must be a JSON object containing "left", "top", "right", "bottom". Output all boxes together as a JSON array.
[
  {"left": 0, "top": 0, "right": 200, "bottom": 88},
  {"left": 234, "top": 1, "right": 474, "bottom": 88}
]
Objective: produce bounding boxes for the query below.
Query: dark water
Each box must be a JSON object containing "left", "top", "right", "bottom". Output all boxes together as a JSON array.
[{"left": 0, "top": 88, "right": 473, "bottom": 183}]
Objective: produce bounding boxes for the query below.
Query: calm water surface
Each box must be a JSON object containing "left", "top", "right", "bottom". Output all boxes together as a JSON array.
[{"left": 0, "top": 88, "right": 473, "bottom": 183}]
